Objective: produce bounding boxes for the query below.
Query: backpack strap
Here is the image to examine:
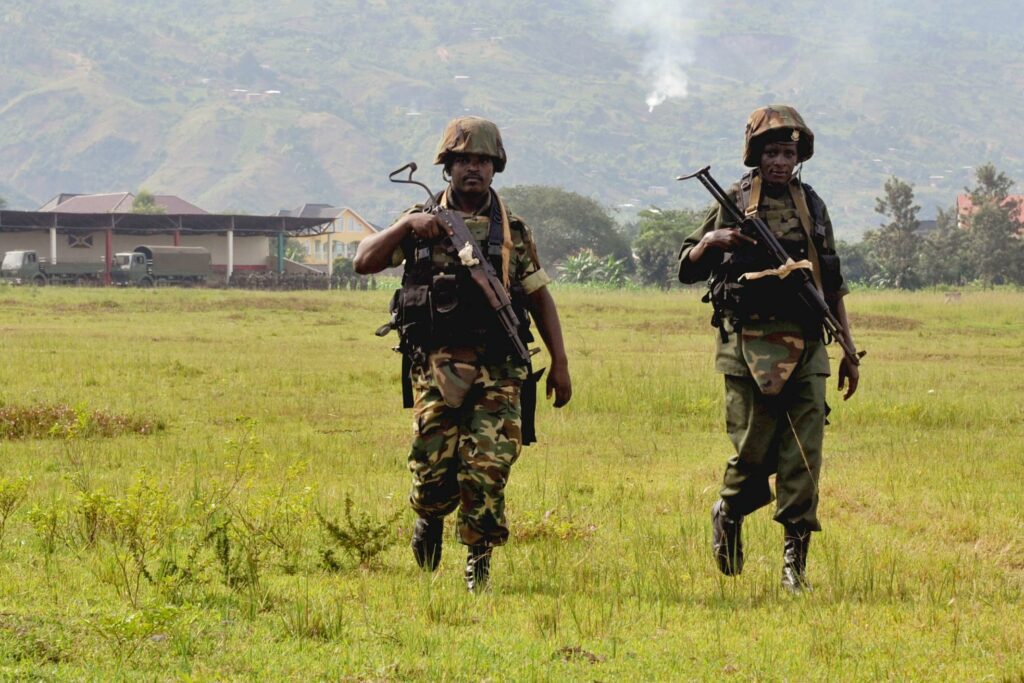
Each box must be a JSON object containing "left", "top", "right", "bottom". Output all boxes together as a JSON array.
[
  {"left": 738, "top": 171, "right": 761, "bottom": 221},
  {"left": 487, "top": 195, "right": 506, "bottom": 280},
  {"left": 789, "top": 181, "right": 824, "bottom": 293}
]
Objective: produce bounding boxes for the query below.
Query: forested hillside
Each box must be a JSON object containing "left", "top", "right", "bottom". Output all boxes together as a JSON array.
[{"left": 2, "top": 0, "right": 1023, "bottom": 236}]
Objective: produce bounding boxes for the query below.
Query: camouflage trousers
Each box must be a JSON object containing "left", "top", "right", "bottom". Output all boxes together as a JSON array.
[
  {"left": 408, "top": 363, "right": 523, "bottom": 547},
  {"left": 719, "top": 372, "right": 827, "bottom": 531}
]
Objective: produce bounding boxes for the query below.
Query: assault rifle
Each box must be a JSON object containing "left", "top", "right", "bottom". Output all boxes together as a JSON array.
[
  {"left": 389, "top": 162, "right": 530, "bottom": 364},
  {"left": 678, "top": 166, "right": 864, "bottom": 366}
]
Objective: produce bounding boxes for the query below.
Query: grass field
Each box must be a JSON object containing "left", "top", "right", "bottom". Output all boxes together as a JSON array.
[{"left": 0, "top": 285, "right": 1021, "bottom": 681}]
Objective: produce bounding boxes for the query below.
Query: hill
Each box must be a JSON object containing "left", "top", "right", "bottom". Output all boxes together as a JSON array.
[{"left": 2, "top": 0, "right": 1023, "bottom": 237}]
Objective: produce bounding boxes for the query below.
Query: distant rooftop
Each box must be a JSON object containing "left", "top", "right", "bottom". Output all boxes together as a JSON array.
[
  {"left": 38, "top": 192, "right": 208, "bottom": 215},
  {"left": 277, "top": 203, "right": 340, "bottom": 219},
  {"left": 956, "top": 194, "right": 1024, "bottom": 233},
  {"left": 277, "top": 203, "right": 380, "bottom": 230}
]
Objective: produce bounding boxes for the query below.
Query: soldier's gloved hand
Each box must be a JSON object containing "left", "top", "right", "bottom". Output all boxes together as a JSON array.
[
  {"left": 838, "top": 356, "right": 859, "bottom": 400},
  {"left": 405, "top": 213, "right": 445, "bottom": 241},
  {"left": 546, "top": 361, "right": 572, "bottom": 408}
]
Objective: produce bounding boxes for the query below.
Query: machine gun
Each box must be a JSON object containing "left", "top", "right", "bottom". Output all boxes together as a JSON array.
[
  {"left": 678, "top": 166, "right": 864, "bottom": 366},
  {"left": 389, "top": 162, "right": 530, "bottom": 364}
]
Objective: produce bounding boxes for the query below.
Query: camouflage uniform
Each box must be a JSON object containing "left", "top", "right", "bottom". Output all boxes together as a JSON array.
[
  {"left": 391, "top": 187, "right": 551, "bottom": 548},
  {"left": 678, "top": 106, "right": 848, "bottom": 534}
]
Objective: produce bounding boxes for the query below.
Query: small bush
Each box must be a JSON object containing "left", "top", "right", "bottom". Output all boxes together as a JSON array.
[{"left": 317, "top": 496, "right": 402, "bottom": 568}]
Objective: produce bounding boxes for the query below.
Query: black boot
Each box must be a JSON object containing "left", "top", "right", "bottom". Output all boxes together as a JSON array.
[
  {"left": 711, "top": 499, "right": 744, "bottom": 576},
  {"left": 465, "top": 545, "right": 492, "bottom": 593},
  {"left": 781, "top": 524, "right": 812, "bottom": 593},
  {"left": 411, "top": 516, "right": 443, "bottom": 571}
]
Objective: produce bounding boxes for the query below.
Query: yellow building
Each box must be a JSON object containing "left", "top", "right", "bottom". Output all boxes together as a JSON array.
[{"left": 279, "top": 204, "right": 379, "bottom": 272}]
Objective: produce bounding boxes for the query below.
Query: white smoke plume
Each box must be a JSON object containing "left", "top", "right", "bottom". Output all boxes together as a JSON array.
[{"left": 612, "top": 0, "right": 699, "bottom": 112}]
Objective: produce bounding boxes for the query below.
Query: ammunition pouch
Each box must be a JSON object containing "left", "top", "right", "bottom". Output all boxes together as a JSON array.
[
  {"left": 376, "top": 239, "right": 533, "bottom": 408},
  {"left": 383, "top": 275, "right": 531, "bottom": 356},
  {"left": 707, "top": 248, "right": 822, "bottom": 338}
]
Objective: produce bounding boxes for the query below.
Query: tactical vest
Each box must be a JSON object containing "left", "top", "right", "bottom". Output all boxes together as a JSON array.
[
  {"left": 385, "top": 191, "right": 533, "bottom": 368},
  {"left": 705, "top": 172, "right": 844, "bottom": 338}
]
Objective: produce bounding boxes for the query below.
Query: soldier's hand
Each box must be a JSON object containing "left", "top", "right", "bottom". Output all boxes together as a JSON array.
[
  {"left": 838, "top": 356, "right": 859, "bottom": 400},
  {"left": 405, "top": 213, "right": 445, "bottom": 241},
  {"left": 701, "top": 228, "right": 757, "bottom": 251},
  {"left": 688, "top": 228, "right": 757, "bottom": 265},
  {"left": 546, "top": 361, "right": 572, "bottom": 408}
]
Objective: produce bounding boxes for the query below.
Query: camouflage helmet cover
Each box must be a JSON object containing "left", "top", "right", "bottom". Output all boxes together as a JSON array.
[
  {"left": 433, "top": 116, "right": 508, "bottom": 173},
  {"left": 743, "top": 105, "right": 814, "bottom": 167}
]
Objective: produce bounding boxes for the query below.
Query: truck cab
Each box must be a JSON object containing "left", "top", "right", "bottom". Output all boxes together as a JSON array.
[
  {"left": 112, "top": 252, "right": 151, "bottom": 285},
  {"left": 0, "top": 251, "right": 43, "bottom": 284}
]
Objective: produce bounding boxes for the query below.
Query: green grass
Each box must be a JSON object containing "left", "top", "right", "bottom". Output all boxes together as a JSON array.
[{"left": 0, "top": 284, "right": 1021, "bottom": 680}]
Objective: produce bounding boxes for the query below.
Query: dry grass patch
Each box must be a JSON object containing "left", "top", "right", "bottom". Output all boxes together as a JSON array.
[{"left": 0, "top": 402, "right": 164, "bottom": 439}]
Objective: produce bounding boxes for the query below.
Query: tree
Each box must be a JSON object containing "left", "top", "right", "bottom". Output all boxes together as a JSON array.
[
  {"left": 918, "top": 207, "right": 972, "bottom": 286},
  {"left": 866, "top": 176, "right": 921, "bottom": 289},
  {"left": 971, "top": 163, "right": 1013, "bottom": 200},
  {"left": 0, "top": 195, "right": 6, "bottom": 209},
  {"left": 132, "top": 189, "right": 165, "bottom": 215},
  {"left": 964, "top": 163, "right": 1022, "bottom": 286},
  {"left": 500, "top": 185, "right": 632, "bottom": 272},
  {"left": 631, "top": 208, "right": 703, "bottom": 289},
  {"left": 835, "top": 239, "right": 878, "bottom": 286}
]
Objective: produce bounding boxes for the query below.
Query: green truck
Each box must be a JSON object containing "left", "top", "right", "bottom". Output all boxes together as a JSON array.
[
  {"left": 2, "top": 246, "right": 212, "bottom": 286},
  {"left": 112, "top": 246, "right": 211, "bottom": 286},
  {"left": 0, "top": 250, "right": 106, "bottom": 285}
]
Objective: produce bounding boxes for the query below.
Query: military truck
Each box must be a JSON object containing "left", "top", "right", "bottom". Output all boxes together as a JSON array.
[
  {"left": 112, "top": 245, "right": 211, "bottom": 286},
  {"left": 0, "top": 250, "right": 105, "bottom": 285},
  {"left": 2, "top": 245, "right": 212, "bottom": 286}
]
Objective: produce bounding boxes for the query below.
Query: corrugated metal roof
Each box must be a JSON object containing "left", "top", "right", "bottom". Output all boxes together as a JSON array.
[
  {"left": 152, "top": 195, "right": 208, "bottom": 215},
  {"left": 0, "top": 210, "right": 333, "bottom": 236},
  {"left": 45, "top": 193, "right": 134, "bottom": 213},
  {"left": 37, "top": 192, "right": 210, "bottom": 215}
]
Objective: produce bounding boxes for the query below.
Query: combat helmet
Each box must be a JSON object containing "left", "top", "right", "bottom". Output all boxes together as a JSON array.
[
  {"left": 743, "top": 105, "right": 814, "bottom": 168},
  {"left": 433, "top": 116, "right": 507, "bottom": 173}
]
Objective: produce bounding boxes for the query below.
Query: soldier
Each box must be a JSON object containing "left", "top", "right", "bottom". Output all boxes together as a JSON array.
[
  {"left": 678, "top": 105, "right": 860, "bottom": 592},
  {"left": 354, "top": 116, "right": 572, "bottom": 591}
]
